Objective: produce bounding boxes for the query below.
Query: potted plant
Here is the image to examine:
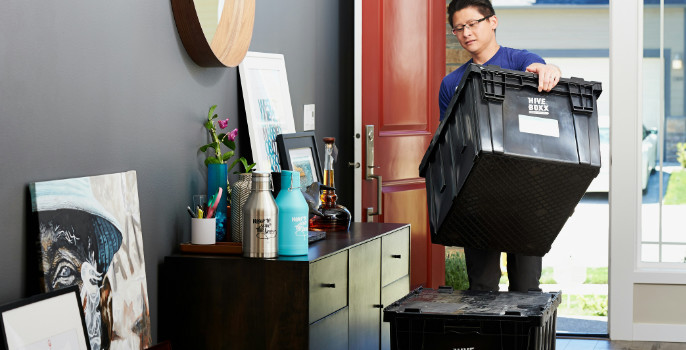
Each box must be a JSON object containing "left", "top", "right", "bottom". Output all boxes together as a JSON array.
[{"left": 199, "top": 105, "right": 255, "bottom": 241}]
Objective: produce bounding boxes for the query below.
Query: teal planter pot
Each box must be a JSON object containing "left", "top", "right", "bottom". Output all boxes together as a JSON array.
[{"left": 208, "top": 163, "right": 228, "bottom": 241}]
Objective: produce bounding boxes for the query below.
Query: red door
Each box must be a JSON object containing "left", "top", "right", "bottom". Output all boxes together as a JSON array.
[{"left": 361, "top": 0, "right": 445, "bottom": 289}]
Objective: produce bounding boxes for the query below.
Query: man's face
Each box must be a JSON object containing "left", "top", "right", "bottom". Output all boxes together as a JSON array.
[{"left": 451, "top": 7, "right": 497, "bottom": 56}]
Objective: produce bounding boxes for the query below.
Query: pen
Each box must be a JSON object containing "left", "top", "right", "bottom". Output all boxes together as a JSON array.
[
  {"left": 206, "top": 187, "right": 223, "bottom": 218},
  {"left": 197, "top": 207, "right": 204, "bottom": 219},
  {"left": 187, "top": 206, "right": 196, "bottom": 218}
]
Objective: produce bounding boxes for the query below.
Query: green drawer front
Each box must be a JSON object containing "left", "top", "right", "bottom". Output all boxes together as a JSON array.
[
  {"left": 309, "top": 307, "right": 348, "bottom": 350},
  {"left": 381, "top": 275, "right": 410, "bottom": 350},
  {"left": 309, "top": 251, "right": 348, "bottom": 323},
  {"left": 381, "top": 227, "right": 410, "bottom": 287}
]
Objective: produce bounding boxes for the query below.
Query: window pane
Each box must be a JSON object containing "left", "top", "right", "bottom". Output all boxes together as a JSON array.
[
  {"left": 661, "top": 1, "right": 686, "bottom": 264},
  {"left": 661, "top": 245, "right": 686, "bottom": 263},
  {"left": 642, "top": 243, "right": 659, "bottom": 263},
  {"left": 641, "top": 3, "right": 661, "bottom": 264},
  {"left": 641, "top": 2, "right": 686, "bottom": 264}
]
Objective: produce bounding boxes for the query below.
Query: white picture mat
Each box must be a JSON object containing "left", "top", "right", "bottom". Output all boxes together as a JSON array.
[
  {"left": 239, "top": 52, "right": 296, "bottom": 172},
  {"left": 2, "top": 293, "right": 88, "bottom": 350}
]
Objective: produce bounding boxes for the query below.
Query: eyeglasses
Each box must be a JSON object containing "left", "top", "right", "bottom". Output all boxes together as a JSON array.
[{"left": 452, "top": 15, "right": 493, "bottom": 35}]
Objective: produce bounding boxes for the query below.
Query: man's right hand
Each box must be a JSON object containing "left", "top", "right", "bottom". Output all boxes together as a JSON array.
[{"left": 526, "top": 63, "right": 561, "bottom": 92}]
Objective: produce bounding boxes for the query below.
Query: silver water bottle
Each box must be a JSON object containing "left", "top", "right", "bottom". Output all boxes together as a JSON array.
[{"left": 242, "top": 171, "right": 279, "bottom": 258}]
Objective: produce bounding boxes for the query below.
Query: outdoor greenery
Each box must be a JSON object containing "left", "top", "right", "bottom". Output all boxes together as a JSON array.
[
  {"left": 540, "top": 267, "right": 556, "bottom": 284},
  {"left": 445, "top": 250, "right": 469, "bottom": 290},
  {"left": 664, "top": 169, "right": 686, "bottom": 205},
  {"left": 584, "top": 267, "right": 608, "bottom": 284},
  {"left": 558, "top": 294, "right": 608, "bottom": 317},
  {"left": 677, "top": 142, "right": 686, "bottom": 168}
]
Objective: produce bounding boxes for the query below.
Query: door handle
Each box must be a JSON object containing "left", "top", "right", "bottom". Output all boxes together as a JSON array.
[
  {"left": 365, "top": 125, "right": 383, "bottom": 222},
  {"left": 366, "top": 174, "right": 382, "bottom": 221}
]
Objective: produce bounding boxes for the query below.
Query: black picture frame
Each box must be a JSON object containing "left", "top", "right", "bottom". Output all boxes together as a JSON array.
[
  {"left": 0, "top": 285, "right": 91, "bottom": 350},
  {"left": 276, "top": 131, "right": 323, "bottom": 190}
]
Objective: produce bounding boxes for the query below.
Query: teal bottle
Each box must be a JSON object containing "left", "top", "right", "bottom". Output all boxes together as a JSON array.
[{"left": 276, "top": 170, "right": 309, "bottom": 256}]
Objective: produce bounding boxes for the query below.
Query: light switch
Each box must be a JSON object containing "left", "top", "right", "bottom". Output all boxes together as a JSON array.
[{"left": 304, "top": 104, "right": 315, "bottom": 131}]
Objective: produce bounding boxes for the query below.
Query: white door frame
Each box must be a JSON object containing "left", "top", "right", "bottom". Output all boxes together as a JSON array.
[
  {"left": 608, "top": 0, "right": 643, "bottom": 340},
  {"left": 353, "top": 0, "right": 362, "bottom": 222}
]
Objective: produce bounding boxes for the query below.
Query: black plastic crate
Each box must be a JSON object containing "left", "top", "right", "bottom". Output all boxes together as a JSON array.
[
  {"left": 383, "top": 287, "right": 561, "bottom": 350},
  {"left": 419, "top": 64, "right": 602, "bottom": 256}
]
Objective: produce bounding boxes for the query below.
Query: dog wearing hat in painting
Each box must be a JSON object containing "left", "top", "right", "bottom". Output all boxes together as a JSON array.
[{"left": 31, "top": 172, "right": 151, "bottom": 350}]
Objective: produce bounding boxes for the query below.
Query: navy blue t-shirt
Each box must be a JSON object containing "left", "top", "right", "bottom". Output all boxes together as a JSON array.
[{"left": 438, "top": 46, "right": 545, "bottom": 120}]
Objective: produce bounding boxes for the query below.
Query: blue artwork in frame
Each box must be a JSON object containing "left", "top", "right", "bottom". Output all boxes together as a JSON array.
[{"left": 239, "top": 52, "right": 296, "bottom": 172}]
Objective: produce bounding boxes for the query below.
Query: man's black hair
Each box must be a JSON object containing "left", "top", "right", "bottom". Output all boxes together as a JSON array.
[{"left": 447, "top": 0, "right": 496, "bottom": 28}]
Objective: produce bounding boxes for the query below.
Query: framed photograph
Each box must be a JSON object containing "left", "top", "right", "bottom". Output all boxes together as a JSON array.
[
  {"left": 0, "top": 285, "right": 90, "bottom": 350},
  {"left": 276, "top": 131, "right": 323, "bottom": 191},
  {"left": 239, "top": 51, "right": 296, "bottom": 172}
]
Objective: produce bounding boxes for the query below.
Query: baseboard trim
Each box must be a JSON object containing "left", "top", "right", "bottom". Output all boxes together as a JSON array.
[{"left": 632, "top": 323, "right": 686, "bottom": 342}]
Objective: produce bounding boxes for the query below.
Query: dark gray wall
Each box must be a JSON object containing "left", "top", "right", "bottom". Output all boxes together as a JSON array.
[{"left": 0, "top": 0, "right": 353, "bottom": 343}]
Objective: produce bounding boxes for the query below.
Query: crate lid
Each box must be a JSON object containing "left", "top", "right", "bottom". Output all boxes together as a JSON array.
[
  {"left": 383, "top": 287, "right": 561, "bottom": 327},
  {"left": 419, "top": 63, "right": 602, "bottom": 177}
]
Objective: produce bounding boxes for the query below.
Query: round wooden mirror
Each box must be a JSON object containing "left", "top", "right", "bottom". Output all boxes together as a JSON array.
[{"left": 172, "top": 0, "right": 255, "bottom": 67}]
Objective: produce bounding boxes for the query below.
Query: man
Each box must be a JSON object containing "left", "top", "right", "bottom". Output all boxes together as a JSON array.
[
  {"left": 440, "top": 0, "right": 561, "bottom": 120},
  {"left": 440, "top": 0, "right": 561, "bottom": 292}
]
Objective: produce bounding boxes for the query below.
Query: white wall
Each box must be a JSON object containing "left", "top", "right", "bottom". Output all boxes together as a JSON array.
[{"left": 495, "top": 8, "right": 609, "bottom": 50}]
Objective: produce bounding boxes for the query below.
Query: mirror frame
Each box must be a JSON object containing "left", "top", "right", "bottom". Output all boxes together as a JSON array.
[{"left": 171, "top": 0, "right": 255, "bottom": 67}]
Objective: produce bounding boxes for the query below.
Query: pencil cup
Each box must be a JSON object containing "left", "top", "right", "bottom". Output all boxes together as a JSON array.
[{"left": 191, "top": 218, "right": 216, "bottom": 245}]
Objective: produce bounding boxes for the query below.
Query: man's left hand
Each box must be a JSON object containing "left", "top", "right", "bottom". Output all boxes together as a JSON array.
[{"left": 526, "top": 63, "right": 561, "bottom": 92}]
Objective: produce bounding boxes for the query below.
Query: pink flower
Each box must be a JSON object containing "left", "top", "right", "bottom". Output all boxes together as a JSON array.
[
  {"left": 217, "top": 119, "right": 229, "bottom": 129},
  {"left": 228, "top": 128, "right": 238, "bottom": 141}
]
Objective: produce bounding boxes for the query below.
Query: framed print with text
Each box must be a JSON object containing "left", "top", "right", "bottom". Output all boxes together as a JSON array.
[{"left": 239, "top": 52, "right": 296, "bottom": 172}]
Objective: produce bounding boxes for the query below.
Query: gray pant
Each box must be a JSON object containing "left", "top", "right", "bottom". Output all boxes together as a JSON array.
[{"left": 464, "top": 246, "right": 542, "bottom": 292}]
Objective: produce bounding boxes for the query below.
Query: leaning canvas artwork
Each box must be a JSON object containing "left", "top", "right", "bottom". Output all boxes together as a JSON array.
[{"left": 30, "top": 171, "right": 151, "bottom": 350}]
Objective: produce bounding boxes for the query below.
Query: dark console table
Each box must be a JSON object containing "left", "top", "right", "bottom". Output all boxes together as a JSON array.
[{"left": 158, "top": 222, "right": 411, "bottom": 350}]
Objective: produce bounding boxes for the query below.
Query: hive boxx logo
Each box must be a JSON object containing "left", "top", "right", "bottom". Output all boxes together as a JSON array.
[{"left": 528, "top": 97, "right": 550, "bottom": 115}]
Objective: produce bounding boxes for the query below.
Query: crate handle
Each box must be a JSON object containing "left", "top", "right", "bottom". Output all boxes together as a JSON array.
[
  {"left": 437, "top": 147, "right": 447, "bottom": 193},
  {"left": 567, "top": 82, "right": 596, "bottom": 114},
  {"left": 373, "top": 304, "right": 384, "bottom": 309},
  {"left": 480, "top": 68, "right": 506, "bottom": 102},
  {"left": 321, "top": 283, "right": 336, "bottom": 288},
  {"left": 391, "top": 254, "right": 402, "bottom": 259}
]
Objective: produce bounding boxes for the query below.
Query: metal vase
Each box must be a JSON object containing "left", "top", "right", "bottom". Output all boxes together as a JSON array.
[
  {"left": 231, "top": 173, "right": 252, "bottom": 242},
  {"left": 242, "top": 172, "right": 278, "bottom": 258}
]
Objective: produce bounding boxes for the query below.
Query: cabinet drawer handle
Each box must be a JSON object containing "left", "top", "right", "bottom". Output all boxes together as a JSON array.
[
  {"left": 391, "top": 254, "right": 402, "bottom": 259},
  {"left": 373, "top": 304, "right": 384, "bottom": 309},
  {"left": 321, "top": 283, "right": 336, "bottom": 288}
]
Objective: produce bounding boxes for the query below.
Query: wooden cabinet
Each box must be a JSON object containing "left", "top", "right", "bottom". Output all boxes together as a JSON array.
[{"left": 159, "top": 223, "right": 410, "bottom": 350}]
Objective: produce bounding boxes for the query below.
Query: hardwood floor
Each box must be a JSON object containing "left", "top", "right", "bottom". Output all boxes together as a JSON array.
[{"left": 558, "top": 337, "right": 686, "bottom": 349}]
